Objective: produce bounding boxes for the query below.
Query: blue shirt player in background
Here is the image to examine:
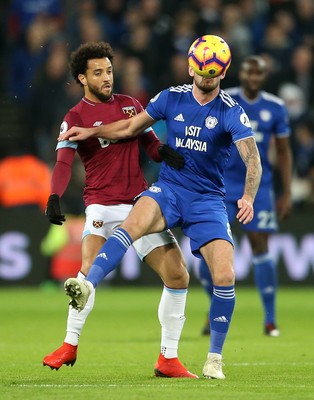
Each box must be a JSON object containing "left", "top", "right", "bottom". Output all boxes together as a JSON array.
[
  {"left": 58, "top": 37, "right": 262, "bottom": 380},
  {"left": 199, "top": 55, "right": 292, "bottom": 337}
]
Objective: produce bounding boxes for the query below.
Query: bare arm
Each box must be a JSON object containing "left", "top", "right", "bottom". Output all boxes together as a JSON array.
[
  {"left": 58, "top": 111, "right": 155, "bottom": 142},
  {"left": 235, "top": 136, "right": 262, "bottom": 224},
  {"left": 275, "top": 136, "right": 292, "bottom": 220}
]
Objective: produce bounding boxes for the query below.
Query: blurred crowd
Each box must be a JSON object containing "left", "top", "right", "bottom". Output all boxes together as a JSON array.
[{"left": 0, "top": 0, "right": 314, "bottom": 214}]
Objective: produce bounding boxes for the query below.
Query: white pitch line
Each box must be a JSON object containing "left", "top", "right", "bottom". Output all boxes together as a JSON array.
[
  {"left": 12, "top": 383, "right": 310, "bottom": 389},
  {"left": 13, "top": 384, "right": 218, "bottom": 388}
]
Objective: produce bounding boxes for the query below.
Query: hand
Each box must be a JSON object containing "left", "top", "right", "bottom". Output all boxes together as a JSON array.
[
  {"left": 276, "top": 193, "right": 292, "bottom": 220},
  {"left": 45, "top": 194, "right": 66, "bottom": 225},
  {"left": 236, "top": 197, "right": 254, "bottom": 224},
  {"left": 58, "top": 126, "right": 94, "bottom": 142},
  {"left": 158, "top": 144, "right": 185, "bottom": 169}
]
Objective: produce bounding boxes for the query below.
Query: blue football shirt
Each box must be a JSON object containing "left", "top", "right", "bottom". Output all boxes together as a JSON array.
[
  {"left": 146, "top": 84, "right": 253, "bottom": 197},
  {"left": 224, "top": 87, "right": 290, "bottom": 201}
]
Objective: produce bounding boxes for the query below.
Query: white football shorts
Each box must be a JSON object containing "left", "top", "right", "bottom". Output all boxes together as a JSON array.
[{"left": 83, "top": 204, "right": 177, "bottom": 260}]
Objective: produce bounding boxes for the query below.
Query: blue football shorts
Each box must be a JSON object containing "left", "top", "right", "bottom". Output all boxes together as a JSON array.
[
  {"left": 139, "top": 179, "right": 234, "bottom": 258},
  {"left": 226, "top": 184, "right": 278, "bottom": 232}
]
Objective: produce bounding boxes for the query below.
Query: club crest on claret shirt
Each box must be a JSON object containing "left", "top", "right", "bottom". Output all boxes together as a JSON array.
[
  {"left": 93, "top": 220, "right": 104, "bottom": 228},
  {"left": 122, "top": 106, "right": 136, "bottom": 118}
]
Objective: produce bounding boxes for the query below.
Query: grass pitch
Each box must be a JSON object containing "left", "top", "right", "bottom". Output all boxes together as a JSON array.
[{"left": 0, "top": 285, "right": 313, "bottom": 399}]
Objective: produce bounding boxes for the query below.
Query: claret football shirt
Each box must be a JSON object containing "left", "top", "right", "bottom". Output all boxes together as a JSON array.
[{"left": 57, "top": 94, "right": 160, "bottom": 206}]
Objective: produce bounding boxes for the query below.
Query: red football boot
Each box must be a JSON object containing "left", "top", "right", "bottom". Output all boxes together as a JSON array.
[
  {"left": 154, "top": 354, "right": 199, "bottom": 378},
  {"left": 43, "top": 342, "right": 77, "bottom": 370}
]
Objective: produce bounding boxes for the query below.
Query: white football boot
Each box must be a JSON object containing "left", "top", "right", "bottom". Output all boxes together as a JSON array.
[
  {"left": 64, "top": 278, "right": 93, "bottom": 312},
  {"left": 202, "top": 352, "right": 225, "bottom": 379}
]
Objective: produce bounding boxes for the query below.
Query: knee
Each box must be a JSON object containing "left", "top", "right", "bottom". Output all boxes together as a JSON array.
[
  {"left": 180, "top": 268, "right": 190, "bottom": 288},
  {"left": 164, "top": 261, "right": 190, "bottom": 289},
  {"left": 213, "top": 268, "right": 235, "bottom": 287}
]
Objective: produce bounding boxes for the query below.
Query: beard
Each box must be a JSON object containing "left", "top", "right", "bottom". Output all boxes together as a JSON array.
[
  {"left": 194, "top": 77, "right": 220, "bottom": 93},
  {"left": 88, "top": 83, "right": 113, "bottom": 102}
]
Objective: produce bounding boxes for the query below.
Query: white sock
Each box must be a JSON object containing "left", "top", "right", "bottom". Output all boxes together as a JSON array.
[
  {"left": 158, "top": 286, "right": 187, "bottom": 359},
  {"left": 64, "top": 271, "right": 95, "bottom": 346}
]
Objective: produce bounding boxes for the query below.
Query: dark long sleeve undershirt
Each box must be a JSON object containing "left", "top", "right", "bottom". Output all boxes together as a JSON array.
[{"left": 51, "top": 147, "right": 76, "bottom": 197}]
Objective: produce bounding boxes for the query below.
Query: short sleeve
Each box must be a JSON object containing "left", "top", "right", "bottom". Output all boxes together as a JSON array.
[
  {"left": 145, "top": 90, "right": 169, "bottom": 121},
  {"left": 226, "top": 105, "right": 254, "bottom": 143}
]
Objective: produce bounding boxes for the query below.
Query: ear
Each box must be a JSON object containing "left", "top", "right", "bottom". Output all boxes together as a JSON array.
[
  {"left": 188, "top": 66, "right": 195, "bottom": 77},
  {"left": 78, "top": 74, "right": 87, "bottom": 86},
  {"left": 219, "top": 71, "right": 226, "bottom": 80}
]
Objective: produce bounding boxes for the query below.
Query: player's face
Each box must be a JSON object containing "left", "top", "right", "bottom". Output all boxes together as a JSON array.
[
  {"left": 239, "top": 60, "right": 267, "bottom": 95},
  {"left": 80, "top": 57, "right": 114, "bottom": 102},
  {"left": 189, "top": 67, "right": 224, "bottom": 94}
]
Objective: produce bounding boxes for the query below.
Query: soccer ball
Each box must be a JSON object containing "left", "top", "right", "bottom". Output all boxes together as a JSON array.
[{"left": 188, "top": 35, "right": 231, "bottom": 78}]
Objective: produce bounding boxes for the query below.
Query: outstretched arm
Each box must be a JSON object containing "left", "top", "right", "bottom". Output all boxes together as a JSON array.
[
  {"left": 235, "top": 137, "right": 262, "bottom": 224},
  {"left": 58, "top": 111, "right": 155, "bottom": 142}
]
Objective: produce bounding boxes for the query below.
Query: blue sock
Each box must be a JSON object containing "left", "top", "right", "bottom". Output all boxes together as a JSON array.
[
  {"left": 209, "top": 285, "right": 235, "bottom": 354},
  {"left": 253, "top": 252, "right": 277, "bottom": 324},
  {"left": 199, "top": 259, "right": 213, "bottom": 300},
  {"left": 86, "top": 228, "right": 132, "bottom": 287}
]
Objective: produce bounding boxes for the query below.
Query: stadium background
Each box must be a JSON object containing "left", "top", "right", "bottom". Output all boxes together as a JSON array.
[{"left": 0, "top": 0, "right": 313, "bottom": 286}]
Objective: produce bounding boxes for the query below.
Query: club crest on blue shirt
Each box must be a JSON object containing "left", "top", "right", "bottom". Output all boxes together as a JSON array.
[
  {"left": 205, "top": 116, "right": 218, "bottom": 129},
  {"left": 260, "top": 109, "right": 271, "bottom": 122}
]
